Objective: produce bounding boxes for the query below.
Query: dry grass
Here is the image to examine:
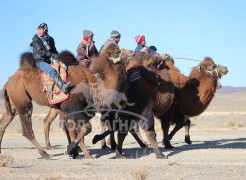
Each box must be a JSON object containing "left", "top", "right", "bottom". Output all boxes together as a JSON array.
[
  {"left": 81, "top": 161, "right": 93, "bottom": 166},
  {"left": 168, "top": 161, "right": 179, "bottom": 166},
  {"left": 130, "top": 167, "right": 150, "bottom": 180},
  {"left": 0, "top": 154, "right": 13, "bottom": 167},
  {"left": 225, "top": 120, "right": 236, "bottom": 127}
]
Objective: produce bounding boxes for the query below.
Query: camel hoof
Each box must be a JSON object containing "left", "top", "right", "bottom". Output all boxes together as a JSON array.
[
  {"left": 115, "top": 149, "right": 125, "bottom": 159},
  {"left": 165, "top": 145, "right": 174, "bottom": 149},
  {"left": 92, "top": 135, "right": 100, "bottom": 144},
  {"left": 40, "top": 151, "right": 52, "bottom": 159},
  {"left": 153, "top": 148, "right": 165, "bottom": 159},
  {"left": 115, "top": 154, "right": 126, "bottom": 159},
  {"left": 164, "top": 141, "right": 174, "bottom": 149},
  {"left": 85, "top": 155, "right": 94, "bottom": 159},
  {"left": 101, "top": 144, "right": 110, "bottom": 149},
  {"left": 46, "top": 146, "right": 55, "bottom": 150},
  {"left": 67, "top": 142, "right": 79, "bottom": 159},
  {"left": 185, "top": 135, "right": 192, "bottom": 144},
  {"left": 71, "top": 151, "right": 80, "bottom": 159}
]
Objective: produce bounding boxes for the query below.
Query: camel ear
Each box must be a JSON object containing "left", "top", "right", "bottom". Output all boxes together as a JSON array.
[{"left": 196, "top": 66, "right": 201, "bottom": 72}]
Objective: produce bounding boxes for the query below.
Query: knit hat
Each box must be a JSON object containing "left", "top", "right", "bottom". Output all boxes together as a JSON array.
[
  {"left": 110, "top": 30, "right": 121, "bottom": 39},
  {"left": 38, "top": 23, "right": 48, "bottom": 33},
  {"left": 135, "top": 35, "right": 145, "bottom": 44},
  {"left": 83, "top": 29, "right": 94, "bottom": 40}
]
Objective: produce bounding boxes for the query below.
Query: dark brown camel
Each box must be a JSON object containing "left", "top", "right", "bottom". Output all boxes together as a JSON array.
[
  {"left": 91, "top": 54, "right": 175, "bottom": 158},
  {"left": 0, "top": 42, "right": 133, "bottom": 159},
  {"left": 161, "top": 56, "right": 228, "bottom": 146}
]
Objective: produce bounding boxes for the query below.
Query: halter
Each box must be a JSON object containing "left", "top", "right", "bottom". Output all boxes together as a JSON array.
[
  {"left": 197, "top": 64, "right": 220, "bottom": 79},
  {"left": 205, "top": 64, "right": 221, "bottom": 79},
  {"left": 108, "top": 51, "right": 123, "bottom": 64}
]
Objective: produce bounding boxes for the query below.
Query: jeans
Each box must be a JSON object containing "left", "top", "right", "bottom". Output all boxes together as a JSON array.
[{"left": 36, "top": 61, "right": 58, "bottom": 81}]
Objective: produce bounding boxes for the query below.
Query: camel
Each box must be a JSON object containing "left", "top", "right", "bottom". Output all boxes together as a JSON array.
[
  {"left": 91, "top": 54, "right": 175, "bottom": 158},
  {"left": 94, "top": 55, "right": 228, "bottom": 151},
  {"left": 0, "top": 42, "right": 134, "bottom": 159},
  {"left": 160, "top": 56, "right": 228, "bottom": 147}
]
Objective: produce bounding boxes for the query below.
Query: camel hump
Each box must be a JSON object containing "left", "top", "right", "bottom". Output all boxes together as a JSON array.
[
  {"left": 57, "top": 50, "right": 78, "bottom": 65},
  {"left": 19, "top": 52, "right": 36, "bottom": 70}
]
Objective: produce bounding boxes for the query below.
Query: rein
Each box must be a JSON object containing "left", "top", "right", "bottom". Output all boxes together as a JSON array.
[{"left": 173, "top": 57, "right": 202, "bottom": 62}]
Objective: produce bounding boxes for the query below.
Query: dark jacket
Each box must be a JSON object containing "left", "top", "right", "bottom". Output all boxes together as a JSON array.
[
  {"left": 31, "top": 34, "right": 58, "bottom": 63},
  {"left": 76, "top": 40, "right": 99, "bottom": 62}
]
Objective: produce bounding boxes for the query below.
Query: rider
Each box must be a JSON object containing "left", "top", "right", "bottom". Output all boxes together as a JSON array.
[
  {"left": 31, "top": 23, "right": 71, "bottom": 94},
  {"left": 99, "top": 30, "right": 121, "bottom": 53},
  {"left": 135, "top": 35, "right": 147, "bottom": 53},
  {"left": 148, "top": 45, "right": 160, "bottom": 55},
  {"left": 76, "top": 29, "right": 99, "bottom": 67}
]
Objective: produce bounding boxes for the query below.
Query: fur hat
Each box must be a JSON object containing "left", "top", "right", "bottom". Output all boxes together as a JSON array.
[
  {"left": 83, "top": 29, "right": 94, "bottom": 40},
  {"left": 110, "top": 30, "right": 121, "bottom": 39},
  {"left": 135, "top": 35, "right": 145, "bottom": 44}
]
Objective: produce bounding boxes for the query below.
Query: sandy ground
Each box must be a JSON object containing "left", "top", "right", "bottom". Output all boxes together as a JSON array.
[{"left": 0, "top": 92, "right": 245, "bottom": 180}]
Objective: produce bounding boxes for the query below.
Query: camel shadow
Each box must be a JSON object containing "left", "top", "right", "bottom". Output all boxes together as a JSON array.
[{"left": 167, "top": 138, "right": 246, "bottom": 157}]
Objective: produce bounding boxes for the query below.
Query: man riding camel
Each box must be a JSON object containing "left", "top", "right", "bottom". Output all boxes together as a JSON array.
[
  {"left": 31, "top": 23, "right": 71, "bottom": 94},
  {"left": 99, "top": 30, "right": 121, "bottom": 53},
  {"left": 76, "top": 29, "right": 99, "bottom": 68}
]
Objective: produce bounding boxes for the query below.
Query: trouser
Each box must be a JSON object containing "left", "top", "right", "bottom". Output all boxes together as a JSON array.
[{"left": 36, "top": 61, "right": 58, "bottom": 82}]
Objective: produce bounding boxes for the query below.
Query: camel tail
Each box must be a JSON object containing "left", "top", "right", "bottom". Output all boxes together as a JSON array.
[
  {"left": 19, "top": 52, "right": 36, "bottom": 70},
  {"left": 2, "top": 86, "right": 12, "bottom": 114}
]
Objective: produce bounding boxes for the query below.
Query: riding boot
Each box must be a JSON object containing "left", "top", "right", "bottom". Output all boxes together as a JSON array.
[{"left": 55, "top": 75, "right": 71, "bottom": 94}]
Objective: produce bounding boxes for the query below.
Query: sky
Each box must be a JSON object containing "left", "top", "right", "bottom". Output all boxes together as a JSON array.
[{"left": 0, "top": 0, "right": 245, "bottom": 88}]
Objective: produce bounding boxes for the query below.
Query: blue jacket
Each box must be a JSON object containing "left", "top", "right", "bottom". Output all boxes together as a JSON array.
[{"left": 134, "top": 44, "right": 146, "bottom": 53}]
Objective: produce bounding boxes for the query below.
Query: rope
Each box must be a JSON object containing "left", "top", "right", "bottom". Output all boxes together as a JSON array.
[{"left": 172, "top": 57, "right": 202, "bottom": 62}]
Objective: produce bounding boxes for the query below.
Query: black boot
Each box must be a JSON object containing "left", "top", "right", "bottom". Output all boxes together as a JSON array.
[{"left": 55, "top": 75, "right": 71, "bottom": 94}]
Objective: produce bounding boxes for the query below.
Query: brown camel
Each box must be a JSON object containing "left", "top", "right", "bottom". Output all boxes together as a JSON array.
[
  {"left": 161, "top": 56, "right": 228, "bottom": 146},
  {"left": 0, "top": 42, "right": 134, "bottom": 159},
  {"left": 95, "top": 55, "right": 228, "bottom": 150},
  {"left": 91, "top": 54, "right": 175, "bottom": 158}
]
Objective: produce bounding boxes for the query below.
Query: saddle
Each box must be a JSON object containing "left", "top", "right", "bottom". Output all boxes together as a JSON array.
[{"left": 41, "top": 62, "right": 69, "bottom": 104}]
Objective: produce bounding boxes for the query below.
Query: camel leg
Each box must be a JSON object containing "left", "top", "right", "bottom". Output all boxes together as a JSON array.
[
  {"left": 43, "top": 108, "right": 59, "bottom": 150},
  {"left": 0, "top": 111, "right": 16, "bottom": 153},
  {"left": 18, "top": 102, "right": 50, "bottom": 159},
  {"left": 100, "top": 120, "right": 109, "bottom": 149},
  {"left": 109, "top": 132, "right": 117, "bottom": 150},
  {"left": 130, "top": 121, "right": 148, "bottom": 148},
  {"left": 168, "top": 112, "right": 185, "bottom": 141},
  {"left": 67, "top": 120, "right": 92, "bottom": 159},
  {"left": 145, "top": 130, "right": 165, "bottom": 159},
  {"left": 66, "top": 120, "right": 79, "bottom": 158},
  {"left": 160, "top": 106, "right": 175, "bottom": 149},
  {"left": 92, "top": 130, "right": 111, "bottom": 144},
  {"left": 184, "top": 117, "right": 192, "bottom": 144},
  {"left": 78, "top": 137, "right": 92, "bottom": 159},
  {"left": 115, "top": 130, "right": 128, "bottom": 159}
]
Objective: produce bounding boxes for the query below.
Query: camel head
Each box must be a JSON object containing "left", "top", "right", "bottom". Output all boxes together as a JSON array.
[
  {"left": 160, "top": 54, "right": 180, "bottom": 72},
  {"left": 101, "top": 41, "right": 121, "bottom": 60},
  {"left": 197, "top": 57, "right": 228, "bottom": 79}
]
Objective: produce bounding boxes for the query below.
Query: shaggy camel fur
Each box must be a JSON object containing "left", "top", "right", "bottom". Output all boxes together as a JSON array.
[
  {"left": 0, "top": 42, "right": 133, "bottom": 159},
  {"left": 162, "top": 56, "right": 228, "bottom": 147},
  {"left": 91, "top": 54, "right": 175, "bottom": 158}
]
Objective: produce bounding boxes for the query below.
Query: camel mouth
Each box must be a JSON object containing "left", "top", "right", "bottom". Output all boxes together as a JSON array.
[{"left": 218, "top": 69, "right": 228, "bottom": 78}]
